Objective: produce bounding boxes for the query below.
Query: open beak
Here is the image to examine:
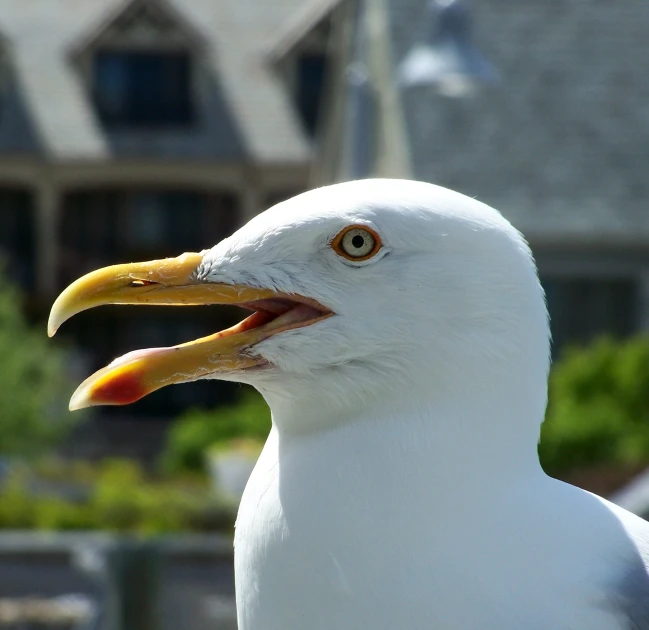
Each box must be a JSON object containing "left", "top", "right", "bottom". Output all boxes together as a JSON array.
[{"left": 48, "top": 252, "right": 333, "bottom": 410}]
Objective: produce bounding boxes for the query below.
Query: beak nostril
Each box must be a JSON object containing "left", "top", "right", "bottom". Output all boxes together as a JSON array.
[{"left": 128, "top": 279, "right": 157, "bottom": 288}]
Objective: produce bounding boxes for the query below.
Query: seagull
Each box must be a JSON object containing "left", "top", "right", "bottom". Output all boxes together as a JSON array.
[{"left": 49, "top": 179, "right": 649, "bottom": 629}]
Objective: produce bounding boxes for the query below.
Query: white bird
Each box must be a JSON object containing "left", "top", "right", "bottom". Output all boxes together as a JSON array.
[{"left": 49, "top": 179, "right": 649, "bottom": 629}]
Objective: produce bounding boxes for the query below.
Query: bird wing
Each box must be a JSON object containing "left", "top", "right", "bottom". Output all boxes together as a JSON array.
[{"left": 598, "top": 498, "right": 649, "bottom": 629}]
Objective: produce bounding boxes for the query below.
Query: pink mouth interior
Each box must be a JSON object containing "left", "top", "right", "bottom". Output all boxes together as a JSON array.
[{"left": 237, "top": 298, "right": 330, "bottom": 332}]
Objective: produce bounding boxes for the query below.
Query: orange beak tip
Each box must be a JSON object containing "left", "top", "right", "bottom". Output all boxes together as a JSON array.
[{"left": 68, "top": 364, "right": 151, "bottom": 411}]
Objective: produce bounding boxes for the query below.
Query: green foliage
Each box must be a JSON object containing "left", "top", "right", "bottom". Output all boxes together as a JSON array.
[
  {"left": 540, "top": 336, "right": 649, "bottom": 477},
  {"left": 0, "top": 269, "right": 79, "bottom": 456},
  {"left": 161, "top": 387, "right": 270, "bottom": 473},
  {"left": 0, "top": 459, "right": 236, "bottom": 534}
]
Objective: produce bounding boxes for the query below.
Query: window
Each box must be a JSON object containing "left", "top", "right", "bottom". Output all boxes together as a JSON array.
[
  {"left": 541, "top": 277, "right": 639, "bottom": 355},
  {"left": 60, "top": 190, "right": 238, "bottom": 287},
  {"left": 296, "top": 52, "right": 328, "bottom": 136},
  {"left": 59, "top": 192, "right": 119, "bottom": 285},
  {"left": 125, "top": 191, "right": 212, "bottom": 253},
  {"left": 126, "top": 193, "right": 167, "bottom": 249},
  {"left": 93, "top": 51, "right": 192, "bottom": 127},
  {"left": 0, "top": 189, "right": 35, "bottom": 290}
]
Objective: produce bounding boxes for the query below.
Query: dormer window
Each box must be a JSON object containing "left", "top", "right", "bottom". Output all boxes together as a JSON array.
[
  {"left": 296, "top": 52, "right": 328, "bottom": 137},
  {"left": 274, "top": 15, "right": 332, "bottom": 139},
  {"left": 93, "top": 50, "right": 192, "bottom": 127}
]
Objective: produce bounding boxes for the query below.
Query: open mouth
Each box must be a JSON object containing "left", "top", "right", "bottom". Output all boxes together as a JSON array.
[
  {"left": 103, "top": 295, "right": 332, "bottom": 374},
  {"left": 230, "top": 297, "right": 333, "bottom": 339},
  {"left": 47, "top": 252, "right": 334, "bottom": 410}
]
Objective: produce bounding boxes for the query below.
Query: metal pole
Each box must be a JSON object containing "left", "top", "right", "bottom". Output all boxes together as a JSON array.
[
  {"left": 346, "top": 0, "right": 375, "bottom": 179},
  {"left": 107, "top": 540, "right": 161, "bottom": 630}
]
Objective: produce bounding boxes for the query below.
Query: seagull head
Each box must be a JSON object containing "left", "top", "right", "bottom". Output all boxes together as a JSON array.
[{"left": 49, "top": 179, "right": 549, "bottom": 438}]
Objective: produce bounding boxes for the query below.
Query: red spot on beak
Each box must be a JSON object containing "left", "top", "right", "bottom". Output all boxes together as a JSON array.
[{"left": 91, "top": 370, "right": 148, "bottom": 406}]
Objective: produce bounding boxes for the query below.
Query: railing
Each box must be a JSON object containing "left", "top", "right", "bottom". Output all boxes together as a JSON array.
[
  {"left": 0, "top": 595, "right": 96, "bottom": 630},
  {"left": 0, "top": 533, "right": 236, "bottom": 630}
]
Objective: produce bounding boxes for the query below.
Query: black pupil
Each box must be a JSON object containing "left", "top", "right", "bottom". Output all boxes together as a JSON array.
[{"left": 351, "top": 234, "right": 365, "bottom": 249}]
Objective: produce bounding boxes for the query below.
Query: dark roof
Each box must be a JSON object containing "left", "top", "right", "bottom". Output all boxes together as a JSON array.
[{"left": 387, "top": 0, "right": 649, "bottom": 241}]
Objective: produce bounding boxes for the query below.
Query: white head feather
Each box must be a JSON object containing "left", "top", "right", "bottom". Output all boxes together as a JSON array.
[{"left": 198, "top": 179, "right": 549, "bottom": 458}]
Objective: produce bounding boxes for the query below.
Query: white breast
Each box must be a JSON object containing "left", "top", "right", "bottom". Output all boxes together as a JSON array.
[{"left": 233, "top": 419, "right": 631, "bottom": 630}]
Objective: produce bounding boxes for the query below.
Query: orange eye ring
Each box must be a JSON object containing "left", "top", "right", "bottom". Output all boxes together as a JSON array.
[{"left": 331, "top": 225, "right": 382, "bottom": 261}]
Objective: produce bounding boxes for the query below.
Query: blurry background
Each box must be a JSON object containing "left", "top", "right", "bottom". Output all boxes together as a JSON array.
[{"left": 1, "top": 0, "right": 649, "bottom": 627}]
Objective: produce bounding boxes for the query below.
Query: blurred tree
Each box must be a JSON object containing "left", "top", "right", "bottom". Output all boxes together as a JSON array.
[
  {"left": 161, "top": 387, "right": 271, "bottom": 473},
  {"left": 0, "top": 459, "right": 236, "bottom": 533},
  {"left": 540, "top": 336, "right": 649, "bottom": 478},
  {"left": 0, "top": 267, "right": 79, "bottom": 457}
]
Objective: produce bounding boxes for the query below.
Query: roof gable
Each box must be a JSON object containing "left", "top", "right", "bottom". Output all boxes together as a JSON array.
[
  {"left": 268, "top": 0, "right": 340, "bottom": 61},
  {"left": 71, "top": 0, "right": 206, "bottom": 55}
]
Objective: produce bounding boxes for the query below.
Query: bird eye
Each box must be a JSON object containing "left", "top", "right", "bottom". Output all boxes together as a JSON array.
[{"left": 332, "top": 225, "right": 382, "bottom": 261}]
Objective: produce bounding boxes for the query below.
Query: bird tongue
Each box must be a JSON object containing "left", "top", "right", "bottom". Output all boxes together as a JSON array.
[{"left": 264, "top": 303, "right": 326, "bottom": 331}]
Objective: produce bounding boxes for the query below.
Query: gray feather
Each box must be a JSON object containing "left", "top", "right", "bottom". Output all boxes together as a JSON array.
[{"left": 607, "top": 528, "right": 649, "bottom": 629}]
